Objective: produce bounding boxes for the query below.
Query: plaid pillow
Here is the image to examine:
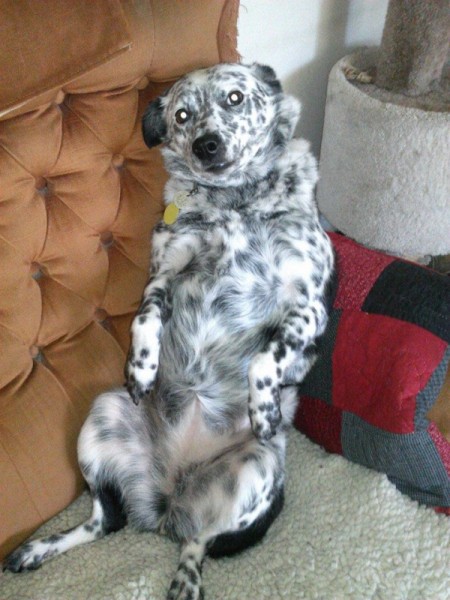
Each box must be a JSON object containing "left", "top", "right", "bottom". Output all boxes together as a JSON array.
[{"left": 295, "top": 233, "right": 450, "bottom": 509}]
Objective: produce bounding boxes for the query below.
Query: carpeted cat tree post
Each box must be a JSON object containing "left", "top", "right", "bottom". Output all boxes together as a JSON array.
[{"left": 318, "top": 0, "right": 450, "bottom": 271}]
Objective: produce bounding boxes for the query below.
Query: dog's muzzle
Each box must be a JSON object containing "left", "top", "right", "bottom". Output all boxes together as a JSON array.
[{"left": 192, "top": 133, "right": 230, "bottom": 171}]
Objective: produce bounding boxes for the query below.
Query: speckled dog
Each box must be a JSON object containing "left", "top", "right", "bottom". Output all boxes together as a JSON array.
[{"left": 3, "top": 63, "right": 335, "bottom": 599}]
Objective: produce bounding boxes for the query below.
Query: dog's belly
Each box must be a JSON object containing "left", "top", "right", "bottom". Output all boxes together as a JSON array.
[{"left": 155, "top": 258, "right": 283, "bottom": 427}]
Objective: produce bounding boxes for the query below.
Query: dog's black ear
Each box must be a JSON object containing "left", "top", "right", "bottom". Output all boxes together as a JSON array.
[
  {"left": 142, "top": 97, "right": 167, "bottom": 148},
  {"left": 250, "top": 63, "right": 282, "bottom": 94}
]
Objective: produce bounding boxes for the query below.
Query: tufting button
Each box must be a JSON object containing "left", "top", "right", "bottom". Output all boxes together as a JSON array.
[
  {"left": 35, "top": 177, "right": 49, "bottom": 196},
  {"left": 30, "top": 346, "right": 45, "bottom": 363},
  {"left": 55, "top": 90, "right": 65, "bottom": 105},
  {"left": 30, "top": 262, "right": 44, "bottom": 280},
  {"left": 30, "top": 345, "right": 39, "bottom": 358},
  {"left": 94, "top": 308, "right": 108, "bottom": 323},
  {"left": 100, "top": 231, "right": 114, "bottom": 248},
  {"left": 112, "top": 154, "right": 124, "bottom": 169},
  {"left": 136, "top": 77, "right": 149, "bottom": 90}
]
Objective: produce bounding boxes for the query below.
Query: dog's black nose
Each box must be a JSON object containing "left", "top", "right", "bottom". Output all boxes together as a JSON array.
[{"left": 192, "top": 133, "right": 222, "bottom": 162}]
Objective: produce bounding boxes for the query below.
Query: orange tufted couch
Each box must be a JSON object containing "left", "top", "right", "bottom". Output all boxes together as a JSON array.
[{"left": 0, "top": 0, "right": 239, "bottom": 559}]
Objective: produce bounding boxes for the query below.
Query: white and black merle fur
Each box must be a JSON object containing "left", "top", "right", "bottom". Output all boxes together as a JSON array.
[{"left": 3, "top": 63, "right": 336, "bottom": 599}]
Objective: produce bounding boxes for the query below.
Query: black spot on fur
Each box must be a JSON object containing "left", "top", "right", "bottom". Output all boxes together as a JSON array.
[
  {"left": 43, "top": 534, "right": 63, "bottom": 544},
  {"left": 284, "top": 167, "right": 298, "bottom": 194},
  {"left": 241, "top": 452, "right": 259, "bottom": 463},
  {"left": 153, "top": 491, "right": 169, "bottom": 519},
  {"left": 181, "top": 563, "right": 200, "bottom": 586},
  {"left": 222, "top": 473, "right": 237, "bottom": 496},
  {"left": 96, "top": 483, "right": 127, "bottom": 534},
  {"left": 274, "top": 341, "right": 287, "bottom": 362}
]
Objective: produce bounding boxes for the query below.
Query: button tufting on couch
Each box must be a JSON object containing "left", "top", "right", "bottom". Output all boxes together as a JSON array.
[{"left": 0, "top": 0, "right": 239, "bottom": 558}]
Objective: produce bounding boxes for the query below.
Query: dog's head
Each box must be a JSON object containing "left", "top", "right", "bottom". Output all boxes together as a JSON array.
[{"left": 142, "top": 63, "right": 300, "bottom": 186}]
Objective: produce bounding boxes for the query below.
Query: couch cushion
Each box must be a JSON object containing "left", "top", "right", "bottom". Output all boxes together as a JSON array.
[
  {"left": 0, "top": 0, "right": 131, "bottom": 117},
  {"left": 295, "top": 233, "right": 450, "bottom": 509}
]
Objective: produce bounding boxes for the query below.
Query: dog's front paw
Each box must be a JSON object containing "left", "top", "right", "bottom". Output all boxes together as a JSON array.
[
  {"left": 249, "top": 397, "right": 282, "bottom": 441},
  {"left": 125, "top": 349, "right": 158, "bottom": 404},
  {"left": 126, "top": 315, "right": 162, "bottom": 404},
  {"left": 248, "top": 354, "right": 282, "bottom": 441}
]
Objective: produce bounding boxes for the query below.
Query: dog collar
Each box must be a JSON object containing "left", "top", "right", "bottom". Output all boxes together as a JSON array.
[{"left": 163, "top": 187, "right": 198, "bottom": 225}]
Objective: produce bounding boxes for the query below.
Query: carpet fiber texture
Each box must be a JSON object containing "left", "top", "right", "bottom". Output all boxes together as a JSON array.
[{"left": 1, "top": 431, "right": 449, "bottom": 600}]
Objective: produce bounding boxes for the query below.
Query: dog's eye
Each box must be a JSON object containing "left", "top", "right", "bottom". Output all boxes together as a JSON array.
[
  {"left": 227, "top": 90, "right": 244, "bottom": 106},
  {"left": 175, "top": 109, "right": 190, "bottom": 124}
]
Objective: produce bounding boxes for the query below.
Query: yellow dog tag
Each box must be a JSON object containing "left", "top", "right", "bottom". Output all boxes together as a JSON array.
[
  {"left": 163, "top": 191, "right": 192, "bottom": 225},
  {"left": 163, "top": 203, "right": 180, "bottom": 225}
]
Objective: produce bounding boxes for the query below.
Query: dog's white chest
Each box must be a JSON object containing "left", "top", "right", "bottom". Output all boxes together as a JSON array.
[{"left": 219, "top": 213, "right": 249, "bottom": 252}]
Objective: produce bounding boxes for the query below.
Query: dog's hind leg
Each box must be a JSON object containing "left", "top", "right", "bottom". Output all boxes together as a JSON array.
[
  {"left": 2, "top": 482, "right": 126, "bottom": 573},
  {"left": 164, "top": 428, "right": 289, "bottom": 600}
]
